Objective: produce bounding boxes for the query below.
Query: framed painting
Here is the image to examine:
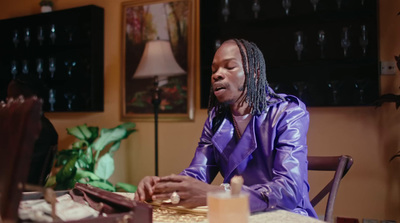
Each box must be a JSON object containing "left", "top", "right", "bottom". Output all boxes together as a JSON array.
[{"left": 121, "top": 0, "right": 195, "bottom": 121}]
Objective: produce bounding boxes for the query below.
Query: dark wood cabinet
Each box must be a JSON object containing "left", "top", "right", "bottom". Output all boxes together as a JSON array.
[
  {"left": 0, "top": 5, "right": 104, "bottom": 112},
  {"left": 200, "top": 0, "right": 379, "bottom": 108}
]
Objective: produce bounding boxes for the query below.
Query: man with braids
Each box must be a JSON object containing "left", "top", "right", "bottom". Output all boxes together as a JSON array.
[{"left": 134, "top": 39, "right": 317, "bottom": 217}]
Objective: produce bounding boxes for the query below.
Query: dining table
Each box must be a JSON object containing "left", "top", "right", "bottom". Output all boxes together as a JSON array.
[{"left": 118, "top": 193, "right": 325, "bottom": 223}]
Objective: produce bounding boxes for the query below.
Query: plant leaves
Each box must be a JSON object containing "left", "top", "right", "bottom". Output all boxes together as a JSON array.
[
  {"left": 72, "top": 140, "right": 88, "bottom": 150},
  {"left": 116, "top": 182, "right": 137, "bottom": 193},
  {"left": 95, "top": 153, "right": 114, "bottom": 180},
  {"left": 67, "top": 124, "right": 99, "bottom": 143},
  {"left": 92, "top": 128, "right": 127, "bottom": 152},
  {"left": 87, "top": 180, "right": 116, "bottom": 192},
  {"left": 75, "top": 169, "right": 101, "bottom": 183},
  {"left": 108, "top": 141, "right": 121, "bottom": 157},
  {"left": 56, "top": 155, "right": 78, "bottom": 184},
  {"left": 55, "top": 149, "right": 80, "bottom": 167},
  {"left": 67, "top": 124, "right": 92, "bottom": 140}
]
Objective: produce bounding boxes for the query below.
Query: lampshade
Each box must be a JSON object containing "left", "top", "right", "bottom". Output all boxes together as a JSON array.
[{"left": 132, "top": 40, "right": 186, "bottom": 84}]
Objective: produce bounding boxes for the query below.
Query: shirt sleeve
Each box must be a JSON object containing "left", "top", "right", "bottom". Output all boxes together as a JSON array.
[
  {"left": 243, "top": 98, "right": 310, "bottom": 213},
  {"left": 179, "top": 114, "right": 220, "bottom": 184}
]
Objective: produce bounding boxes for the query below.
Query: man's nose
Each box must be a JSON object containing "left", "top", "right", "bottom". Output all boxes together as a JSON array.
[{"left": 212, "top": 69, "right": 224, "bottom": 81}]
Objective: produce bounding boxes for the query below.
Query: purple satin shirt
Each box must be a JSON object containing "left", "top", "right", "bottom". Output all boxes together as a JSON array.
[{"left": 180, "top": 93, "right": 318, "bottom": 218}]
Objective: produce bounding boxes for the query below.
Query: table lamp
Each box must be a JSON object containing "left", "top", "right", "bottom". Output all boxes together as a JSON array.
[{"left": 132, "top": 39, "right": 186, "bottom": 176}]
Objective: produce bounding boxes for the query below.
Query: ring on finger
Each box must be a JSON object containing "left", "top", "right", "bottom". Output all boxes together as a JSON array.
[{"left": 170, "top": 191, "right": 180, "bottom": 204}]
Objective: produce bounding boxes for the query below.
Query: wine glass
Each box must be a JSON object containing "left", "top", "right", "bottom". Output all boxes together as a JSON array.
[
  {"left": 64, "top": 60, "right": 77, "bottom": 77},
  {"left": 11, "top": 60, "right": 18, "bottom": 79},
  {"left": 49, "top": 24, "right": 56, "bottom": 45},
  {"left": 359, "top": 25, "right": 368, "bottom": 56},
  {"left": 64, "top": 92, "right": 76, "bottom": 111},
  {"left": 294, "top": 31, "right": 304, "bottom": 61},
  {"left": 37, "top": 26, "right": 44, "bottom": 46},
  {"left": 293, "top": 81, "right": 308, "bottom": 100},
  {"left": 22, "top": 60, "right": 29, "bottom": 74},
  {"left": 252, "top": 0, "right": 260, "bottom": 19},
  {"left": 49, "top": 89, "right": 56, "bottom": 111},
  {"left": 36, "top": 58, "right": 43, "bottom": 79},
  {"left": 327, "top": 80, "right": 342, "bottom": 105},
  {"left": 310, "top": 0, "right": 319, "bottom": 11},
  {"left": 341, "top": 27, "right": 351, "bottom": 57},
  {"left": 354, "top": 79, "right": 368, "bottom": 104},
  {"left": 282, "top": 0, "right": 291, "bottom": 16},
  {"left": 12, "top": 30, "right": 19, "bottom": 48},
  {"left": 24, "top": 28, "right": 30, "bottom": 47},
  {"left": 65, "top": 25, "right": 76, "bottom": 42},
  {"left": 222, "top": 0, "right": 230, "bottom": 22},
  {"left": 49, "top": 57, "right": 56, "bottom": 79},
  {"left": 317, "top": 30, "right": 326, "bottom": 59}
]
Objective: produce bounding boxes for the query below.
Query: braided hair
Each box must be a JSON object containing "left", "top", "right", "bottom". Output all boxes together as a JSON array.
[{"left": 208, "top": 38, "right": 284, "bottom": 119}]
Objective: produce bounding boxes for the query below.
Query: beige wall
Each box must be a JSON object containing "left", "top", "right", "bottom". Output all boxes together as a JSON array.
[{"left": 1, "top": 0, "right": 400, "bottom": 221}]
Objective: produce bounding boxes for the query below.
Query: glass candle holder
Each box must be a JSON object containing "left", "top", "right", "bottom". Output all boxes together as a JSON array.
[{"left": 207, "top": 191, "right": 249, "bottom": 223}]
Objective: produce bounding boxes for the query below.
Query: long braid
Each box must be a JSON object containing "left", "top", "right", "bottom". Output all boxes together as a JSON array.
[{"left": 208, "top": 39, "right": 285, "bottom": 122}]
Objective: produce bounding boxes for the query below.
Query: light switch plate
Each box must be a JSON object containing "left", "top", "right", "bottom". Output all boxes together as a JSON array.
[{"left": 381, "top": 61, "right": 397, "bottom": 75}]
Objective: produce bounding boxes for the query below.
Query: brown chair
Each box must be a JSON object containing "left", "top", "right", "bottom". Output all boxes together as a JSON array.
[
  {"left": 308, "top": 155, "right": 354, "bottom": 223},
  {"left": 0, "top": 96, "right": 43, "bottom": 222}
]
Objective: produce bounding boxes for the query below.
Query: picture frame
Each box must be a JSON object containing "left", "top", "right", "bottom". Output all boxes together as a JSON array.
[{"left": 121, "top": 0, "right": 195, "bottom": 121}]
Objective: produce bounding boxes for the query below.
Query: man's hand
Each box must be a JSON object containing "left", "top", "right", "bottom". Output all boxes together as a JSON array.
[
  {"left": 134, "top": 176, "right": 160, "bottom": 202},
  {"left": 152, "top": 174, "right": 222, "bottom": 208}
]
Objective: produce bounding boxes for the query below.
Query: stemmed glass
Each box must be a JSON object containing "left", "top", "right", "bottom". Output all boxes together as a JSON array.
[
  {"left": 317, "top": 30, "right": 326, "bottom": 59},
  {"left": 252, "top": 0, "right": 260, "bottom": 19},
  {"left": 12, "top": 30, "right": 19, "bottom": 48},
  {"left": 310, "top": 0, "right": 319, "bottom": 11},
  {"left": 294, "top": 31, "right": 304, "bottom": 61},
  {"left": 293, "top": 81, "right": 308, "bottom": 100},
  {"left": 24, "top": 28, "right": 30, "bottom": 47},
  {"left": 22, "top": 60, "right": 29, "bottom": 74},
  {"left": 64, "top": 60, "right": 77, "bottom": 77},
  {"left": 341, "top": 27, "right": 351, "bottom": 57},
  {"left": 49, "top": 89, "right": 56, "bottom": 112},
  {"left": 37, "top": 26, "right": 44, "bottom": 46},
  {"left": 327, "top": 80, "right": 342, "bottom": 105},
  {"left": 354, "top": 79, "right": 368, "bottom": 104},
  {"left": 359, "top": 25, "right": 368, "bottom": 56},
  {"left": 36, "top": 58, "right": 43, "bottom": 79},
  {"left": 49, "top": 24, "right": 56, "bottom": 45},
  {"left": 282, "top": 0, "right": 291, "bottom": 16},
  {"left": 222, "top": 0, "right": 230, "bottom": 22},
  {"left": 11, "top": 60, "right": 18, "bottom": 79},
  {"left": 65, "top": 26, "right": 76, "bottom": 42},
  {"left": 49, "top": 57, "right": 56, "bottom": 79},
  {"left": 64, "top": 92, "right": 76, "bottom": 111}
]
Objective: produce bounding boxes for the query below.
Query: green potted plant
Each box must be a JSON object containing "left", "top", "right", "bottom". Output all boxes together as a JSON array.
[
  {"left": 39, "top": 0, "right": 53, "bottom": 13},
  {"left": 45, "top": 122, "right": 137, "bottom": 192}
]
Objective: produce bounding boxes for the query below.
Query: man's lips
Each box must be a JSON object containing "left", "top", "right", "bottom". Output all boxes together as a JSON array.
[{"left": 213, "top": 83, "right": 227, "bottom": 92}]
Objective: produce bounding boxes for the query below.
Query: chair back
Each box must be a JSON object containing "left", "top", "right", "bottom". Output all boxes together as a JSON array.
[
  {"left": 307, "top": 155, "right": 353, "bottom": 222},
  {"left": 0, "top": 96, "right": 43, "bottom": 223}
]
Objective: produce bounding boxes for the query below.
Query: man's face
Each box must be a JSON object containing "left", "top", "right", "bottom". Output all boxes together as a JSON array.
[{"left": 211, "top": 40, "right": 246, "bottom": 105}]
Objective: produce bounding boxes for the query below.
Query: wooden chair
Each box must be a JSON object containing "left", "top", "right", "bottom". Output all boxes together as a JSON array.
[
  {"left": 307, "top": 155, "right": 354, "bottom": 223},
  {"left": 0, "top": 96, "right": 43, "bottom": 222}
]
